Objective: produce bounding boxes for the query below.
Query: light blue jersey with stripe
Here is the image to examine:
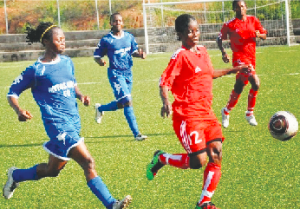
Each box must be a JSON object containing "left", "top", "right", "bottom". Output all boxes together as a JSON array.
[{"left": 94, "top": 31, "right": 138, "bottom": 71}]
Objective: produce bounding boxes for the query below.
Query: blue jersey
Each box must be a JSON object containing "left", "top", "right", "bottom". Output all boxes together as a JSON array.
[
  {"left": 94, "top": 31, "right": 138, "bottom": 71},
  {"left": 7, "top": 55, "right": 80, "bottom": 124}
]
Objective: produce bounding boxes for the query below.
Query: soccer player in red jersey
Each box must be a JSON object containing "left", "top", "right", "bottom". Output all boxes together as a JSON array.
[
  {"left": 217, "top": 0, "right": 267, "bottom": 128},
  {"left": 146, "top": 14, "right": 253, "bottom": 209}
]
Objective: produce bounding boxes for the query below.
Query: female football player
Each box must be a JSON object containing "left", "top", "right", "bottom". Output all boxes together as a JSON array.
[
  {"left": 146, "top": 14, "right": 253, "bottom": 209},
  {"left": 93, "top": 13, "right": 147, "bottom": 141},
  {"left": 217, "top": 0, "right": 267, "bottom": 128},
  {"left": 4, "top": 22, "right": 131, "bottom": 209}
]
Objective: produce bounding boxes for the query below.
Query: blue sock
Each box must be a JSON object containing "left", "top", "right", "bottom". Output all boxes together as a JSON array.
[
  {"left": 124, "top": 106, "right": 139, "bottom": 137},
  {"left": 99, "top": 101, "right": 118, "bottom": 112},
  {"left": 87, "top": 176, "right": 116, "bottom": 209},
  {"left": 12, "top": 165, "right": 39, "bottom": 183}
]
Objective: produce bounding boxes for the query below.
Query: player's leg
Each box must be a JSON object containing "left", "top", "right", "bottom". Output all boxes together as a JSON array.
[
  {"left": 246, "top": 73, "right": 260, "bottom": 126},
  {"left": 196, "top": 141, "right": 222, "bottom": 209},
  {"left": 3, "top": 155, "right": 68, "bottom": 199},
  {"left": 123, "top": 75, "right": 147, "bottom": 140},
  {"left": 221, "top": 74, "right": 246, "bottom": 128},
  {"left": 196, "top": 121, "right": 223, "bottom": 209},
  {"left": 146, "top": 119, "right": 207, "bottom": 180},
  {"left": 69, "top": 142, "right": 132, "bottom": 209}
]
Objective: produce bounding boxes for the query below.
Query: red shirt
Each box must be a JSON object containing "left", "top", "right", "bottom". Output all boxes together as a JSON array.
[
  {"left": 160, "top": 45, "right": 216, "bottom": 120},
  {"left": 219, "top": 16, "right": 267, "bottom": 63}
]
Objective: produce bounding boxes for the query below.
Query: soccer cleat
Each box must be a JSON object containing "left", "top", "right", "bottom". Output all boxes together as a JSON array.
[
  {"left": 221, "top": 107, "right": 230, "bottom": 128},
  {"left": 3, "top": 167, "right": 19, "bottom": 199},
  {"left": 195, "top": 202, "right": 219, "bottom": 209},
  {"left": 245, "top": 114, "right": 258, "bottom": 126},
  {"left": 146, "top": 150, "right": 165, "bottom": 180},
  {"left": 95, "top": 103, "right": 104, "bottom": 124},
  {"left": 112, "top": 195, "right": 132, "bottom": 209},
  {"left": 135, "top": 133, "right": 147, "bottom": 141}
]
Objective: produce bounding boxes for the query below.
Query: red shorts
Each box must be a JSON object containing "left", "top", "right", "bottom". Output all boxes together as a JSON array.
[
  {"left": 233, "top": 57, "right": 256, "bottom": 85},
  {"left": 173, "top": 117, "right": 224, "bottom": 155}
]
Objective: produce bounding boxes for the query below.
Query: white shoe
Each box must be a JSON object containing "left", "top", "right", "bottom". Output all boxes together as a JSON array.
[
  {"left": 245, "top": 114, "right": 258, "bottom": 126},
  {"left": 95, "top": 103, "right": 104, "bottom": 124},
  {"left": 221, "top": 108, "right": 230, "bottom": 128},
  {"left": 112, "top": 195, "right": 132, "bottom": 209},
  {"left": 135, "top": 133, "right": 147, "bottom": 141},
  {"left": 3, "top": 167, "right": 19, "bottom": 199}
]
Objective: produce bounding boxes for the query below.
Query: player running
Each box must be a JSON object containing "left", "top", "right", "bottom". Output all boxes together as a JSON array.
[
  {"left": 94, "top": 13, "right": 147, "bottom": 141},
  {"left": 217, "top": 0, "right": 267, "bottom": 128},
  {"left": 3, "top": 22, "right": 132, "bottom": 209},
  {"left": 146, "top": 14, "right": 253, "bottom": 209}
]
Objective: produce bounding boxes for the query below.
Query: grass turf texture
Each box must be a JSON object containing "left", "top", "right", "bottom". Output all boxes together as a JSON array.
[{"left": 0, "top": 45, "right": 300, "bottom": 208}]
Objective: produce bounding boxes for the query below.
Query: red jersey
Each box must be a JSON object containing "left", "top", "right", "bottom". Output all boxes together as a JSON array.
[
  {"left": 160, "top": 45, "right": 216, "bottom": 120},
  {"left": 219, "top": 15, "right": 267, "bottom": 66}
]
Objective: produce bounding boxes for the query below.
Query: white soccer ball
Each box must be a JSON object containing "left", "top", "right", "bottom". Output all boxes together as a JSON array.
[{"left": 268, "top": 111, "right": 298, "bottom": 141}]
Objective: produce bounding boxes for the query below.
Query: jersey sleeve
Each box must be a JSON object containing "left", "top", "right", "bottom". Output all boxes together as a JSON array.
[
  {"left": 7, "top": 66, "right": 35, "bottom": 98},
  {"left": 254, "top": 17, "right": 267, "bottom": 34},
  {"left": 218, "top": 23, "right": 229, "bottom": 40},
  {"left": 160, "top": 52, "right": 183, "bottom": 88},
  {"left": 130, "top": 34, "right": 138, "bottom": 54},
  {"left": 94, "top": 38, "right": 107, "bottom": 58}
]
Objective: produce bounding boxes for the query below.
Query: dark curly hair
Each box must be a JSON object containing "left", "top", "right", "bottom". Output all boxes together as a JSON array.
[
  {"left": 232, "top": 0, "right": 246, "bottom": 10},
  {"left": 175, "top": 14, "right": 196, "bottom": 41},
  {"left": 25, "top": 22, "right": 58, "bottom": 46}
]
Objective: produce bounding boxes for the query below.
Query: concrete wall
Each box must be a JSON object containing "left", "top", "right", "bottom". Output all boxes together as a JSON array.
[{"left": 0, "top": 19, "right": 299, "bottom": 62}]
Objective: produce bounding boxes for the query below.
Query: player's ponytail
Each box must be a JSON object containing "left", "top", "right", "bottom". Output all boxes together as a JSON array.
[{"left": 25, "top": 22, "right": 57, "bottom": 46}]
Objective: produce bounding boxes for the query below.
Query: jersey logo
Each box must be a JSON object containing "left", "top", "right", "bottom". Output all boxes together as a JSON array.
[
  {"left": 195, "top": 66, "right": 202, "bottom": 73},
  {"left": 113, "top": 82, "right": 122, "bottom": 94},
  {"left": 57, "top": 132, "right": 67, "bottom": 145}
]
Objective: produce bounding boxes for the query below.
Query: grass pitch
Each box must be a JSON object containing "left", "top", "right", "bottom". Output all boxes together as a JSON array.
[{"left": 0, "top": 45, "right": 300, "bottom": 208}]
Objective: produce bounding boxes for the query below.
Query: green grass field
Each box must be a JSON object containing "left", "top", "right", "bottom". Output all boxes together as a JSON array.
[{"left": 0, "top": 45, "right": 300, "bottom": 209}]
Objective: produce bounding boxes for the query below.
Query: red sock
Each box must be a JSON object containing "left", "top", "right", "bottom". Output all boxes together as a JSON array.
[
  {"left": 159, "top": 153, "right": 190, "bottom": 169},
  {"left": 247, "top": 89, "right": 258, "bottom": 113},
  {"left": 198, "top": 162, "right": 222, "bottom": 205},
  {"left": 226, "top": 90, "right": 241, "bottom": 112}
]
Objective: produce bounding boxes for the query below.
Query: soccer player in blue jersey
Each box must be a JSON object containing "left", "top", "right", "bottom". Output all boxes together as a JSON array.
[
  {"left": 94, "top": 13, "right": 147, "bottom": 141},
  {"left": 3, "top": 22, "right": 132, "bottom": 209}
]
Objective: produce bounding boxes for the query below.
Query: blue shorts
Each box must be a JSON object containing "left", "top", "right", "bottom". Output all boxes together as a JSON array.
[
  {"left": 43, "top": 117, "right": 83, "bottom": 161},
  {"left": 108, "top": 69, "right": 132, "bottom": 103}
]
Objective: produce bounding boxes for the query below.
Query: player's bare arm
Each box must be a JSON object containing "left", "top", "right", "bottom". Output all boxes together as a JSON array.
[
  {"left": 255, "top": 30, "right": 267, "bottom": 40},
  {"left": 94, "top": 57, "right": 106, "bottom": 66},
  {"left": 216, "top": 36, "right": 230, "bottom": 63},
  {"left": 213, "top": 65, "right": 253, "bottom": 79},
  {"left": 75, "top": 86, "right": 90, "bottom": 106},
  {"left": 132, "top": 48, "right": 146, "bottom": 59},
  {"left": 7, "top": 96, "right": 33, "bottom": 122},
  {"left": 159, "top": 86, "right": 172, "bottom": 118}
]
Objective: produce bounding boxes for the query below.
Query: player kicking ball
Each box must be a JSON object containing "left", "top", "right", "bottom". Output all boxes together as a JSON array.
[
  {"left": 146, "top": 14, "right": 253, "bottom": 209},
  {"left": 94, "top": 13, "right": 147, "bottom": 141},
  {"left": 217, "top": 0, "right": 267, "bottom": 128},
  {"left": 4, "top": 22, "right": 131, "bottom": 209}
]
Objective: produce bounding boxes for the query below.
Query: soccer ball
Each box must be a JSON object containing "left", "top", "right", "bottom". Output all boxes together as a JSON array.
[{"left": 268, "top": 111, "right": 298, "bottom": 141}]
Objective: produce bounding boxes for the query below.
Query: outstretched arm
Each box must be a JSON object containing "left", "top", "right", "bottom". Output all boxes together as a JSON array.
[
  {"left": 94, "top": 57, "right": 106, "bottom": 66},
  {"left": 75, "top": 86, "right": 90, "bottom": 106},
  {"left": 7, "top": 96, "right": 33, "bottom": 122},
  {"left": 159, "top": 86, "right": 172, "bottom": 118},
  {"left": 213, "top": 65, "right": 254, "bottom": 79},
  {"left": 217, "top": 36, "right": 230, "bottom": 63}
]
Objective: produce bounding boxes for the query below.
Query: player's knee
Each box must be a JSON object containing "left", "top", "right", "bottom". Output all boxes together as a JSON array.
[
  {"left": 234, "top": 81, "right": 245, "bottom": 94},
  {"left": 83, "top": 156, "right": 96, "bottom": 171},
  {"left": 207, "top": 141, "right": 222, "bottom": 163},
  {"left": 189, "top": 155, "right": 207, "bottom": 169},
  {"left": 117, "top": 96, "right": 132, "bottom": 109}
]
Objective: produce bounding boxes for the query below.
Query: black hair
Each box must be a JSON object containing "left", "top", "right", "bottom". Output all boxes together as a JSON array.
[
  {"left": 110, "top": 12, "right": 122, "bottom": 23},
  {"left": 175, "top": 14, "right": 196, "bottom": 41},
  {"left": 232, "top": 0, "right": 246, "bottom": 10},
  {"left": 25, "top": 22, "right": 58, "bottom": 46}
]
